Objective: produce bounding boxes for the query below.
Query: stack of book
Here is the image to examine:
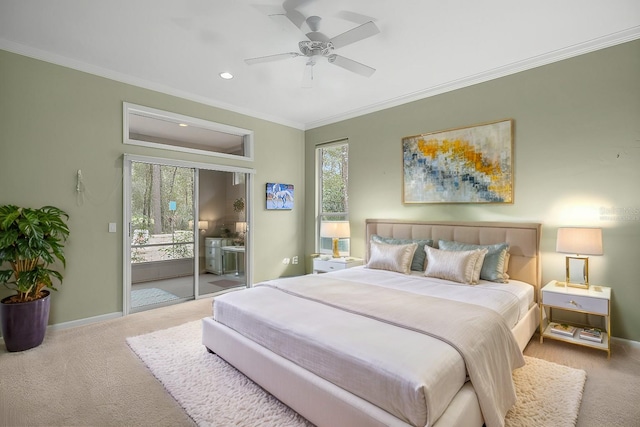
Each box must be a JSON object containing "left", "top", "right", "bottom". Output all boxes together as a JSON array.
[
  {"left": 549, "top": 322, "right": 577, "bottom": 337},
  {"left": 579, "top": 327, "right": 603, "bottom": 343}
]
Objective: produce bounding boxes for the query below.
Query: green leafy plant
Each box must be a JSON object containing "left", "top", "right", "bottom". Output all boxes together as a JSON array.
[
  {"left": 0, "top": 205, "right": 70, "bottom": 303},
  {"left": 159, "top": 230, "right": 193, "bottom": 260}
]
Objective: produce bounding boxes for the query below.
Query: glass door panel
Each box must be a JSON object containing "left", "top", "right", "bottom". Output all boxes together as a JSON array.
[
  {"left": 129, "top": 161, "right": 195, "bottom": 312},
  {"left": 197, "top": 169, "right": 247, "bottom": 294}
]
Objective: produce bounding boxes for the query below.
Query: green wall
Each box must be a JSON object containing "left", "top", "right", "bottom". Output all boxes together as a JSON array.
[
  {"left": 0, "top": 49, "right": 306, "bottom": 325},
  {"left": 305, "top": 40, "right": 640, "bottom": 342}
]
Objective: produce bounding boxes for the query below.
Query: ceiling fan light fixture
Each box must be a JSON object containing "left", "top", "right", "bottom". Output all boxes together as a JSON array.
[{"left": 219, "top": 72, "right": 234, "bottom": 80}]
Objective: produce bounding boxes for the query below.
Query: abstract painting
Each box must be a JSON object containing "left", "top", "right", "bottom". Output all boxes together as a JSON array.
[
  {"left": 402, "top": 119, "right": 513, "bottom": 203},
  {"left": 266, "top": 183, "right": 294, "bottom": 210}
]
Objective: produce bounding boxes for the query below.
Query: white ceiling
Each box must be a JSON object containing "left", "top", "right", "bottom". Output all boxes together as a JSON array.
[{"left": 1, "top": 1, "right": 639, "bottom": 130}]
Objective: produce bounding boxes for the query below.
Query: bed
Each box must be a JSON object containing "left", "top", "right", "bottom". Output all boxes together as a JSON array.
[{"left": 202, "top": 219, "right": 541, "bottom": 427}]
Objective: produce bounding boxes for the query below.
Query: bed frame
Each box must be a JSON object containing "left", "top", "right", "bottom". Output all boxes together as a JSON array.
[{"left": 202, "top": 219, "right": 542, "bottom": 427}]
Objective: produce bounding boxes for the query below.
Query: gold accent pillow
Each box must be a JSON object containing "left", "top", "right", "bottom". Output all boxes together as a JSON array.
[
  {"left": 424, "top": 246, "right": 488, "bottom": 284},
  {"left": 367, "top": 241, "right": 418, "bottom": 274}
]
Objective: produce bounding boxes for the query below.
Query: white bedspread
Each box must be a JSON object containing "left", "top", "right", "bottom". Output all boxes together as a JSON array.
[
  {"left": 213, "top": 269, "right": 530, "bottom": 427},
  {"left": 330, "top": 266, "right": 534, "bottom": 328}
]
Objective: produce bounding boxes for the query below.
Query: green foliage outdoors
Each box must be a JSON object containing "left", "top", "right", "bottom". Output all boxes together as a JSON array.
[
  {"left": 159, "top": 231, "right": 194, "bottom": 260},
  {"left": 130, "top": 162, "right": 195, "bottom": 262},
  {"left": 131, "top": 163, "right": 194, "bottom": 234},
  {"left": 0, "top": 205, "right": 70, "bottom": 303},
  {"left": 321, "top": 144, "right": 349, "bottom": 220}
]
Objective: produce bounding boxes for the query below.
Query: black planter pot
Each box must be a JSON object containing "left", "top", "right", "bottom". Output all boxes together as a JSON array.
[{"left": 1, "top": 290, "right": 51, "bottom": 352}]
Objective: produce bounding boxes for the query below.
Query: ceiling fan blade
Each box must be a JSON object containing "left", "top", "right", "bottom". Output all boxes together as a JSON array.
[
  {"left": 328, "top": 54, "right": 375, "bottom": 77},
  {"left": 245, "top": 52, "right": 301, "bottom": 65},
  {"left": 302, "top": 59, "right": 315, "bottom": 88},
  {"left": 335, "top": 11, "right": 377, "bottom": 25},
  {"left": 283, "top": 0, "right": 313, "bottom": 13},
  {"left": 329, "top": 21, "right": 380, "bottom": 49},
  {"left": 305, "top": 31, "right": 329, "bottom": 42},
  {"left": 276, "top": 0, "right": 314, "bottom": 31}
]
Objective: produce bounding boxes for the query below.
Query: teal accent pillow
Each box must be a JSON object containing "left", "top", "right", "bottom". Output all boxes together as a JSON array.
[
  {"left": 437, "top": 240, "right": 510, "bottom": 283},
  {"left": 371, "top": 235, "right": 434, "bottom": 271}
]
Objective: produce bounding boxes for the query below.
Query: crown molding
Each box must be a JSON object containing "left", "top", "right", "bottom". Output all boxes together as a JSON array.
[{"left": 305, "top": 26, "right": 640, "bottom": 130}]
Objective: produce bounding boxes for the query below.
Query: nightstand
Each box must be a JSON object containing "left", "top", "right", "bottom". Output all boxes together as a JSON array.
[
  {"left": 313, "top": 257, "right": 364, "bottom": 273},
  {"left": 539, "top": 280, "right": 611, "bottom": 357}
]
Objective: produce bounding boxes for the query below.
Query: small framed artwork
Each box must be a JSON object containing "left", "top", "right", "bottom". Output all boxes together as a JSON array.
[
  {"left": 266, "top": 183, "right": 294, "bottom": 210},
  {"left": 402, "top": 119, "right": 513, "bottom": 204}
]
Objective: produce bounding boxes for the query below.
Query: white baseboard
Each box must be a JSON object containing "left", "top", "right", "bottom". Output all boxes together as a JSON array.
[
  {"left": 47, "top": 312, "right": 123, "bottom": 331},
  {"left": 0, "top": 311, "right": 123, "bottom": 341},
  {"left": 611, "top": 336, "right": 640, "bottom": 350}
]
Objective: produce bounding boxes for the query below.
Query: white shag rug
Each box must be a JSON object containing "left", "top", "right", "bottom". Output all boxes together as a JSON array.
[{"left": 127, "top": 321, "right": 586, "bottom": 427}]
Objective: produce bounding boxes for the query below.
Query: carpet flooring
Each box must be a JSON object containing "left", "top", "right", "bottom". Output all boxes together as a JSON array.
[{"left": 128, "top": 320, "right": 586, "bottom": 427}]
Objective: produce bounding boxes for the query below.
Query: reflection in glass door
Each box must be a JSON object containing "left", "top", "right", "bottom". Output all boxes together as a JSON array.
[{"left": 129, "top": 161, "right": 196, "bottom": 312}]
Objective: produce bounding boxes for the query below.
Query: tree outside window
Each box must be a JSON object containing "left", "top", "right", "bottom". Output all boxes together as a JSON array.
[{"left": 318, "top": 142, "right": 350, "bottom": 255}]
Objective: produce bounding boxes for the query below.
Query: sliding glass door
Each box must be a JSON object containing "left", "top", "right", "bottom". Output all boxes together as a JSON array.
[{"left": 123, "top": 155, "right": 253, "bottom": 315}]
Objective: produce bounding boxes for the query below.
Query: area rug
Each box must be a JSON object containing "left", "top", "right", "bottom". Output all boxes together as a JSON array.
[
  {"left": 127, "top": 321, "right": 586, "bottom": 427},
  {"left": 130, "top": 288, "right": 180, "bottom": 308}
]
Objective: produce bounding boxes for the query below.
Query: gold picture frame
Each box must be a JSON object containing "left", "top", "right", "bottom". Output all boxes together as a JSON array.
[{"left": 402, "top": 119, "right": 514, "bottom": 204}]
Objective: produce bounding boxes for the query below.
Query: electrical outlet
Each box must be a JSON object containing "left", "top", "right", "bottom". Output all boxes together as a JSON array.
[
  {"left": 282, "top": 258, "right": 290, "bottom": 264},
  {"left": 292, "top": 256, "right": 299, "bottom": 264},
  {"left": 108, "top": 223, "right": 117, "bottom": 233}
]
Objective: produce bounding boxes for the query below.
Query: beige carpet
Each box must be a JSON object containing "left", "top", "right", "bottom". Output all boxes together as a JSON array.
[
  {"left": 1, "top": 298, "right": 638, "bottom": 427},
  {"left": 128, "top": 320, "right": 586, "bottom": 427}
]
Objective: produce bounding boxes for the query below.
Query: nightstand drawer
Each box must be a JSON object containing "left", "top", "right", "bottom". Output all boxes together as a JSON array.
[
  {"left": 313, "top": 257, "right": 364, "bottom": 273},
  {"left": 542, "top": 292, "right": 608, "bottom": 315},
  {"left": 314, "top": 260, "right": 346, "bottom": 272}
]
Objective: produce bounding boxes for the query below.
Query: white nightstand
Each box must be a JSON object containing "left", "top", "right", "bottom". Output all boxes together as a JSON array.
[
  {"left": 313, "top": 257, "right": 364, "bottom": 273},
  {"left": 539, "top": 280, "right": 611, "bottom": 358}
]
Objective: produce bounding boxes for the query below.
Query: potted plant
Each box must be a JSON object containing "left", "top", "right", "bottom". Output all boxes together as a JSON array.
[{"left": 0, "top": 205, "right": 69, "bottom": 352}]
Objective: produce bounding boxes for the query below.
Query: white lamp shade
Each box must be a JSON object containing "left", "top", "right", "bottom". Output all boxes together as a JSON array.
[
  {"left": 556, "top": 227, "right": 603, "bottom": 255},
  {"left": 320, "top": 221, "right": 350, "bottom": 238},
  {"left": 198, "top": 220, "right": 208, "bottom": 230}
]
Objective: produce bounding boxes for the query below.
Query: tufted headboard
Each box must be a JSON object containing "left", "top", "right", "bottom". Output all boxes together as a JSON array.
[{"left": 365, "top": 219, "right": 542, "bottom": 295}]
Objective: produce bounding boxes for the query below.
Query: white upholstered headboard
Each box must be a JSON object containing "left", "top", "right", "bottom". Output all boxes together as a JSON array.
[{"left": 365, "top": 219, "right": 542, "bottom": 295}]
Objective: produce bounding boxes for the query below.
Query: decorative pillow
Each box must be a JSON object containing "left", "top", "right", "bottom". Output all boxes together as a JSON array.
[
  {"left": 437, "top": 240, "right": 510, "bottom": 283},
  {"left": 371, "top": 235, "right": 434, "bottom": 271},
  {"left": 367, "top": 241, "right": 418, "bottom": 274},
  {"left": 424, "top": 246, "right": 488, "bottom": 285},
  {"left": 503, "top": 252, "right": 510, "bottom": 278}
]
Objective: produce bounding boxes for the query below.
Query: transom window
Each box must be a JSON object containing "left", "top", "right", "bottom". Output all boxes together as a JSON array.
[{"left": 123, "top": 103, "right": 254, "bottom": 160}]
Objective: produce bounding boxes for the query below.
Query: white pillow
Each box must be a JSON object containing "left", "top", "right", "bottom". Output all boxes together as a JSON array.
[
  {"left": 367, "top": 241, "right": 418, "bottom": 274},
  {"left": 424, "top": 246, "right": 488, "bottom": 284}
]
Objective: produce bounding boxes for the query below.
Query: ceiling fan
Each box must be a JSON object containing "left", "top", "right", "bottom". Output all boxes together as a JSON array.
[{"left": 245, "top": 10, "right": 380, "bottom": 88}]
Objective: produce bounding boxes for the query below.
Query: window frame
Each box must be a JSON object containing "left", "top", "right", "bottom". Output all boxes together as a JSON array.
[
  {"left": 123, "top": 102, "right": 254, "bottom": 161},
  {"left": 316, "top": 140, "right": 350, "bottom": 256}
]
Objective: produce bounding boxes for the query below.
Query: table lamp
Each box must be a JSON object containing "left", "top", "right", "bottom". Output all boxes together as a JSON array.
[
  {"left": 320, "top": 221, "right": 350, "bottom": 258},
  {"left": 556, "top": 227, "right": 603, "bottom": 289}
]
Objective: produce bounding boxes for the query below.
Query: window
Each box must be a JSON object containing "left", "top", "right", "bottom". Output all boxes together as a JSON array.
[
  {"left": 123, "top": 103, "right": 254, "bottom": 160},
  {"left": 317, "top": 141, "right": 350, "bottom": 255}
]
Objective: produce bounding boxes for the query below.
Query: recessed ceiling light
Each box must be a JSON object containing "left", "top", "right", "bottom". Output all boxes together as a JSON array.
[
  {"left": 219, "top": 72, "right": 234, "bottom": 80},
  {"left": 179, "top": 123, "right": 188, "bottom": 127}
]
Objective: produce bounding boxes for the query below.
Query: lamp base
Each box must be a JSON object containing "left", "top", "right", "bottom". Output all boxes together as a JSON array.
[
  {"left": 332, "top": 238, "right": 340, "bottom": 258},
  {"left": 556, "top": 281, "right": 589, "bottom": 290}
]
